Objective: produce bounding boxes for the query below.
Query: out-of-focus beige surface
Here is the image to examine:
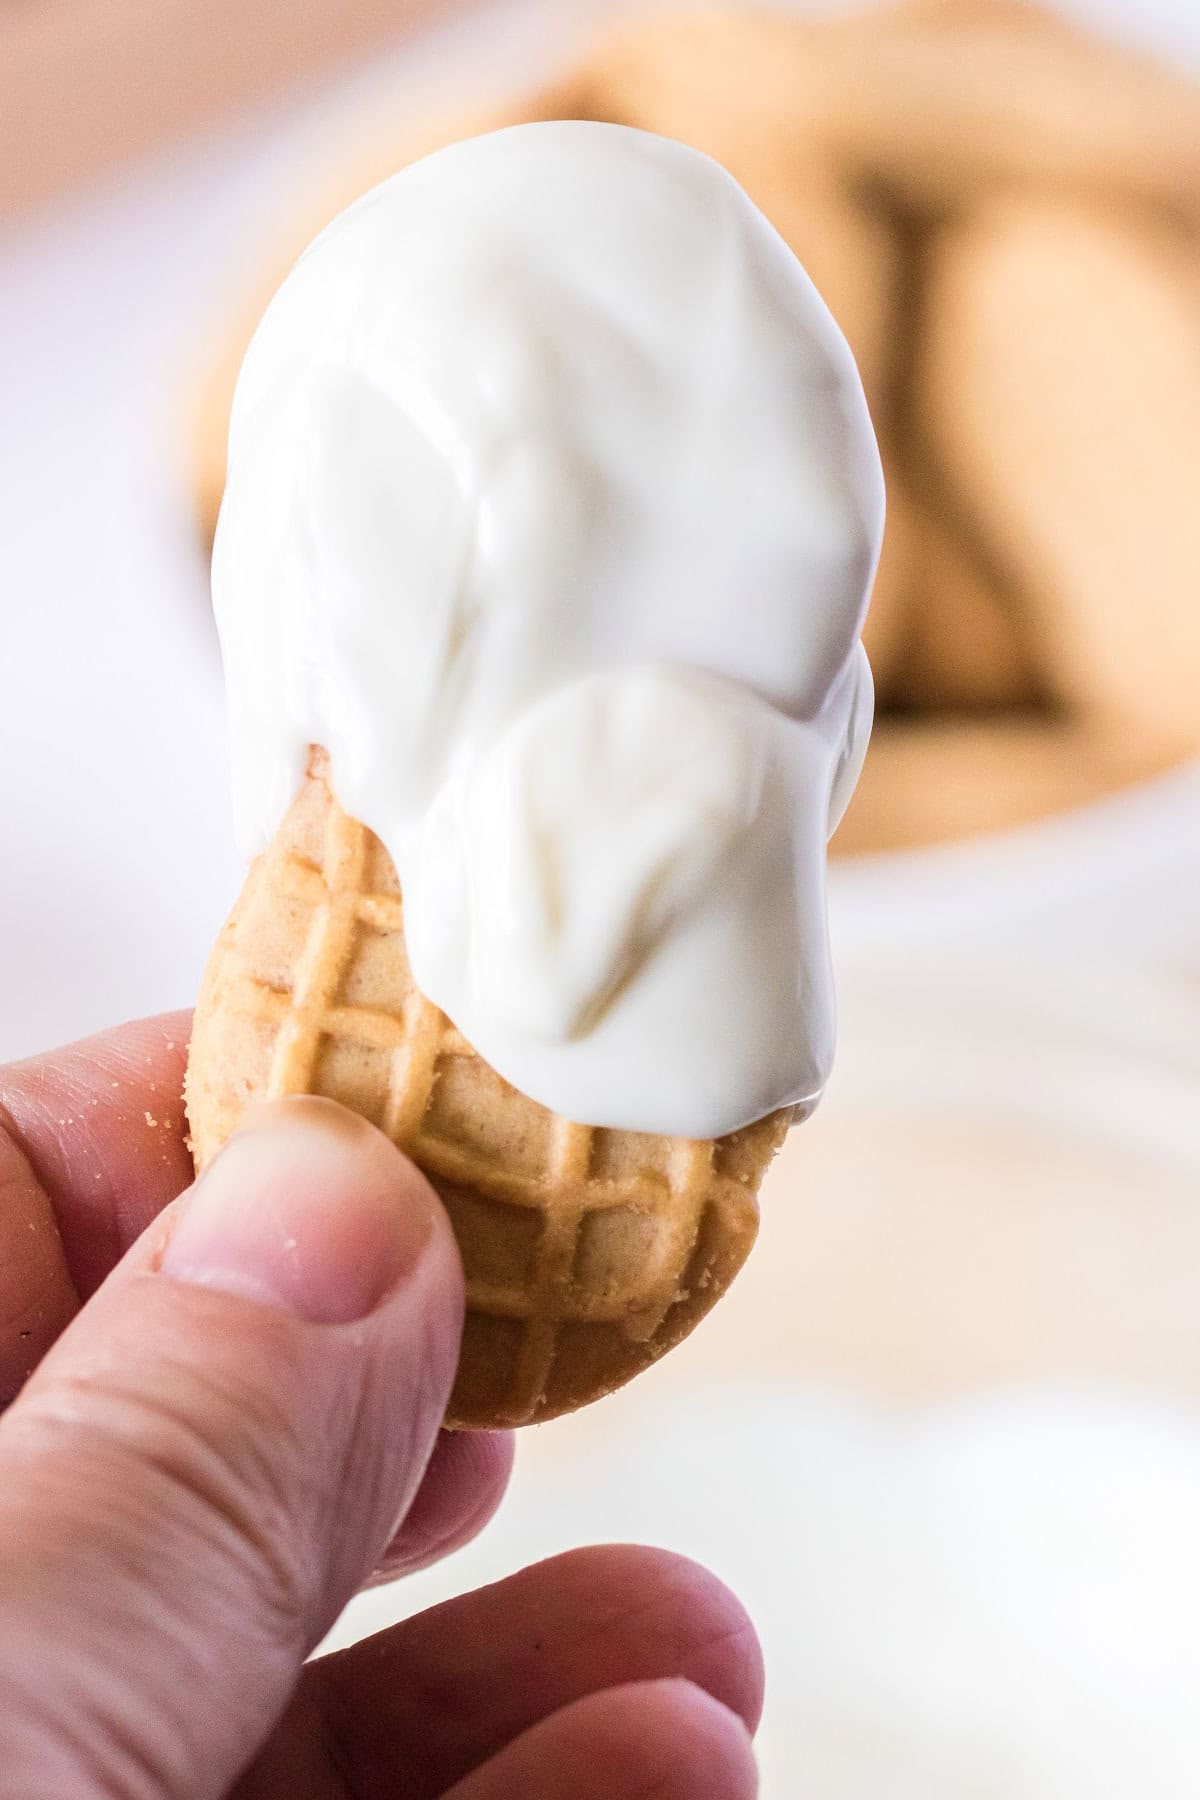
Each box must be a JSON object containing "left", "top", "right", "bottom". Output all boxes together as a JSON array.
[
  {"left": 698, "top": 1111, "right": 1200, "bottom": 1397},
  {"left": 0, "top": 0, "right": 463, "bottom": 220},
  {"left": 190, "top": 0, "right": 1200, "bottom": 852}
]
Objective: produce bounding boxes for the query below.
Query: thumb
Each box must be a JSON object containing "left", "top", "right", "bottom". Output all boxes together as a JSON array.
[{"left": 0, "top": 1098, "right": 463, "bottom": 1800}]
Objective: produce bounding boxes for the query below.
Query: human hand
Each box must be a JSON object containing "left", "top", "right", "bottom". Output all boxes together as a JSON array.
[{"left": 0, "top": 1015, "right": 761, "bottom": 1798}]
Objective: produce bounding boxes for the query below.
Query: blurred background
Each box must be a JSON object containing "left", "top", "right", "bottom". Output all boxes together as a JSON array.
[{"left": 2, "top": 0, "right": 1198, "bottom": 1792}]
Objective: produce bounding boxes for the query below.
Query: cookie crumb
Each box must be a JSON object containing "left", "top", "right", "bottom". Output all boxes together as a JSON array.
[{"left": 144, "top": 1112, "right": 158, "bottom": 1129}]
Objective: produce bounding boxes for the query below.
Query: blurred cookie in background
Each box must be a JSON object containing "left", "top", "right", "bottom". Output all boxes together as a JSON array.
[
  {"left": 810, "top": 0, "right": 1200, "bottom": 213},
  {"left": 191, "top": 0, "right": 1200, "bottom": 851},
  {"left": 889, "top": 505, "right": 1035, "bottom": 714},
  {"left": 919, "top": 197, "right": 1200, "bottom": 745}
]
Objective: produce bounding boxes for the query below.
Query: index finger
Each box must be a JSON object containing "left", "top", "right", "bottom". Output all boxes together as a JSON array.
[{"left": 0, "top": 1012, "right": 194, "bottom": 1304}]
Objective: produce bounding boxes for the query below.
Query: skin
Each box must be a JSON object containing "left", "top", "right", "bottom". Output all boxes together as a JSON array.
[{"left": 0, "top": 1014, "right": 762, "bottom": 1800}]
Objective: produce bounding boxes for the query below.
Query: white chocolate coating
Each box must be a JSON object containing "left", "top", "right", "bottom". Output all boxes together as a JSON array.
[{"left": 213, "top": 122, "right": 883, "bottom": 1137}]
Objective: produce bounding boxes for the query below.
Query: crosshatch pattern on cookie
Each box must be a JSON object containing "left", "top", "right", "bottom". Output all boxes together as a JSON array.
[{"left": 203, "top": 763, "right": 779, "bottom": 1424}]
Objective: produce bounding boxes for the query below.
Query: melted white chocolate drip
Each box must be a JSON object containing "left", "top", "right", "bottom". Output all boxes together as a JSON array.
[{"left": 213, "top": 122, "right": 883, "bottom": 1137}]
